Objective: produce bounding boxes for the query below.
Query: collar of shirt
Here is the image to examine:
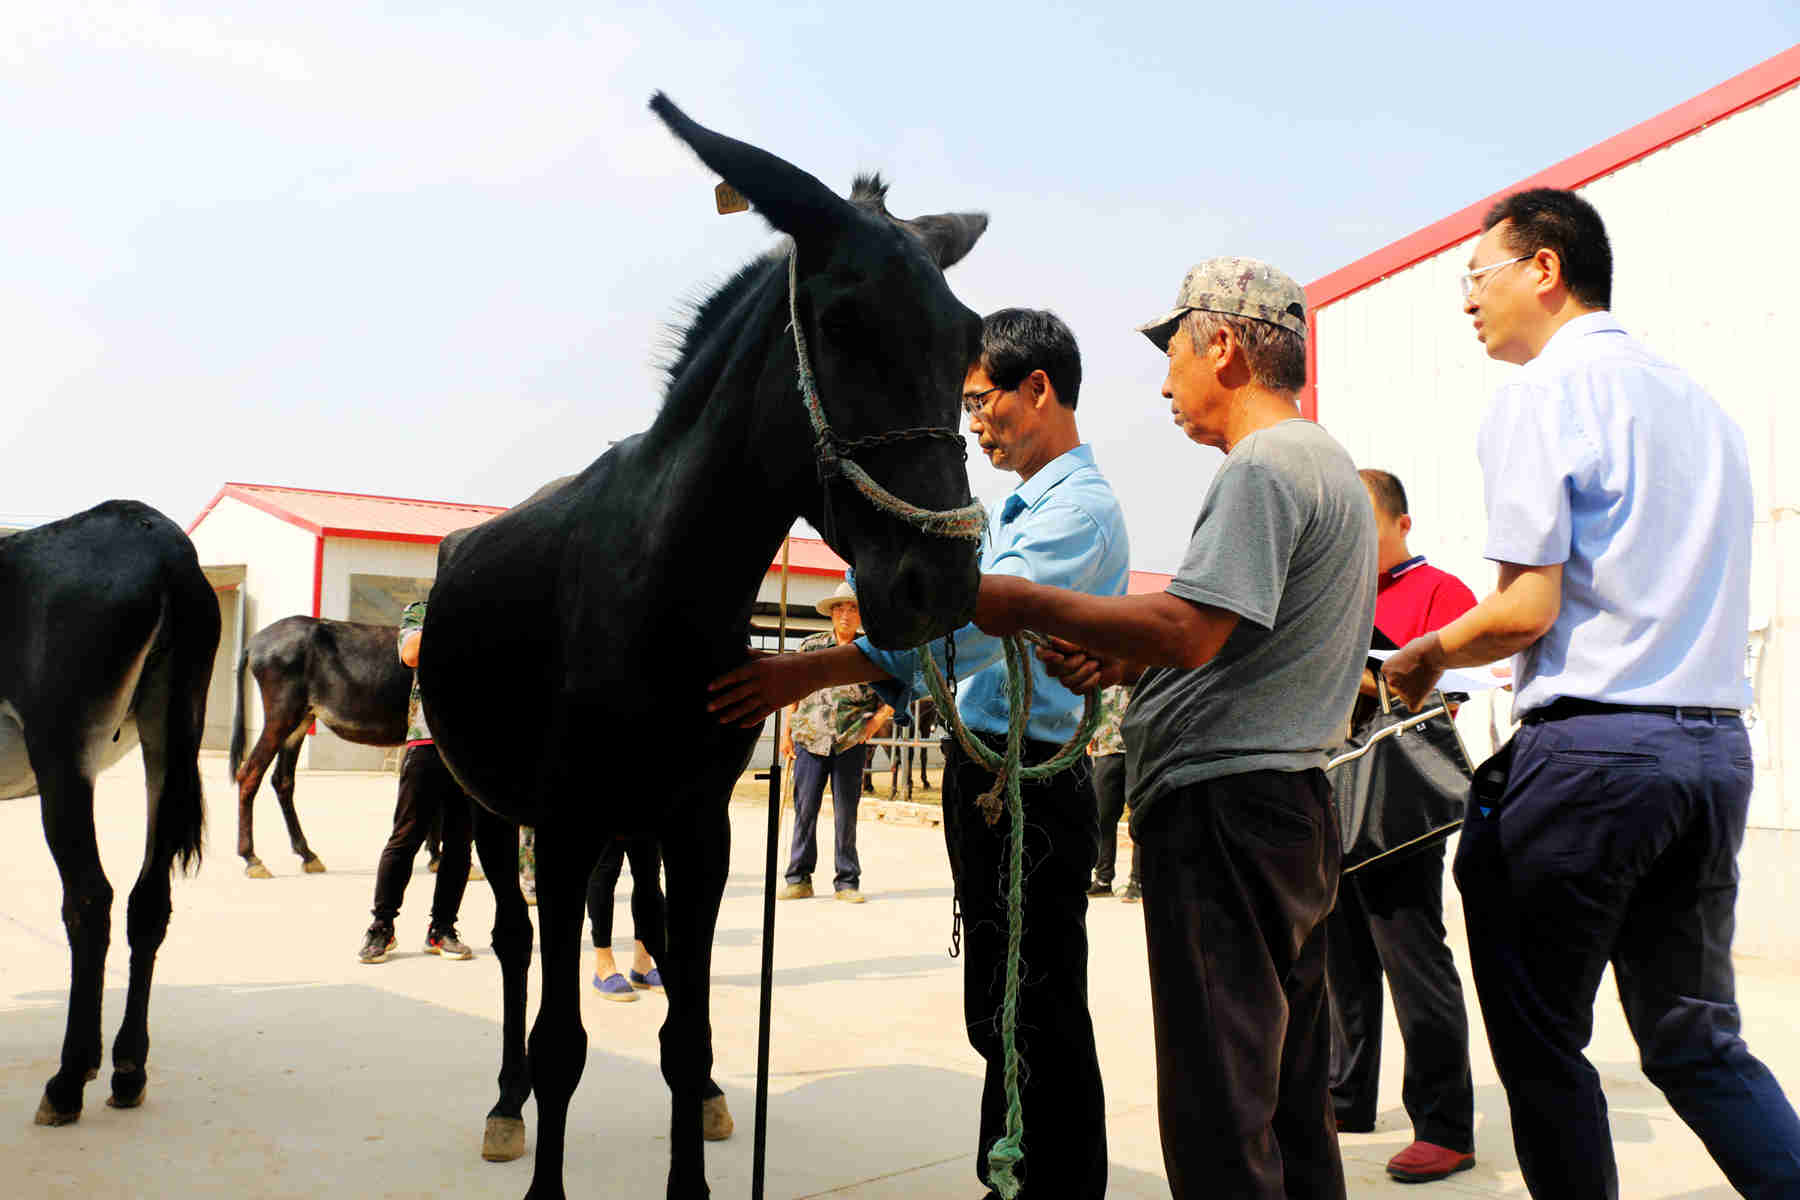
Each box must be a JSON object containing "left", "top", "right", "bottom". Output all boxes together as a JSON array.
[
  {"left": 997, "top": 444, "right": 1095, "bottom": 529},
  {"left": 1533, "top": 310, "right": 1627, "bottom": 366},
  {"left": 1379, "top": 555, "right": 1427, "bottom": 588}
]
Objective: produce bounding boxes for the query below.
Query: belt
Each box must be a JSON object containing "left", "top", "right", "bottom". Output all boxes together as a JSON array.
[{"left": 1520, "top": 698, "right": 1742, "bottom": 726}]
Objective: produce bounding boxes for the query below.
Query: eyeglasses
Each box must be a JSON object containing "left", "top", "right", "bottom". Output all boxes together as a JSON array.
[
  {"left": 961, "top": 385, "right": 1003, "bottom": 417},
  {"left": 1459, "top": 255, "right": 1529, "bottom": 302}
]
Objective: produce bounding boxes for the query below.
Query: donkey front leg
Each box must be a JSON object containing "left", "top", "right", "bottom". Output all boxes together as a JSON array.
[
  {"left": 472, "top": 803, "right": 533, "bottom": 1163},
  {"left": 270, "top": 743, "right": 325, "bottom": 873},
  {"left": 659, "top": 810, "right": 731, "bottom": 1200},
  {"left": 34, "top": 759, "right": 111, "bottom": 1125}
]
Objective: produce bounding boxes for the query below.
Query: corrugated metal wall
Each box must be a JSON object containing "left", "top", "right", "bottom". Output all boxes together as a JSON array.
[{"left": 1314, "top": 82, "right": 1800, "bottom": 833}]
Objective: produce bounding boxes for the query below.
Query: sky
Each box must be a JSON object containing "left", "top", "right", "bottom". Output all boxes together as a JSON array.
[{"left": 5, "top": 3, "right": 1797, "bottom": 572}]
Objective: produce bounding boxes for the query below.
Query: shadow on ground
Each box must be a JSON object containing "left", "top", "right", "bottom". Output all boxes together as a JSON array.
[{"left": 2, "top": 981, "right": 1148, "bottom": 1199}]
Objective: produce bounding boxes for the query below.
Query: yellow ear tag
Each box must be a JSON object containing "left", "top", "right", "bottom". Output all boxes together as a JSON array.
[{"left": 715, "top": 182, "right": 749, "bottom": 215}]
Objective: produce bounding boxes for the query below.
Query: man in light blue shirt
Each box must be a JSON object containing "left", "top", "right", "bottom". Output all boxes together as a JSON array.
[
  {"left": 710, "top": 308, "right": 1127, "bottom": 1198},
  {"left": 1384, "top": 188, "right": 1800, "bottom": 1198}
]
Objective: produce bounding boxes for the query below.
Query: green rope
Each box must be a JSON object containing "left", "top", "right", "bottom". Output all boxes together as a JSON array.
[{"left": 923, "top": 637, "right": 1101, "bottom": 1199}]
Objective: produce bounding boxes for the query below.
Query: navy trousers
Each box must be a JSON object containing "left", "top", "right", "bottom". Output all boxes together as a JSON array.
[
  {"left": 1457, "top": 709, "right": 1800, "bottom": 1198},
  {"left": 587, "top": 836, "right": 662, "bottom": 948},
  {"left": 787, "top": 744, "right": 863, "bottom": 890}
]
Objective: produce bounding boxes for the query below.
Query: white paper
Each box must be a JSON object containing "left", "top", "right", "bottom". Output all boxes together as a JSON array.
[{"left": 1367, "top": 648, "right": 1506, "bottom": 694}]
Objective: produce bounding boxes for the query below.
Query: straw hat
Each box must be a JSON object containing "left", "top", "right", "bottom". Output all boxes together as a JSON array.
[{"left": 815, "top": 580, "right": 860, "bottom": 617}]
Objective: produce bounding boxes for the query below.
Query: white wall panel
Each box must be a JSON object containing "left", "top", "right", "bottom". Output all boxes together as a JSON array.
[
  {"left": 1314, "top": 83, "right": 1800, "bottom": 831},
  {"left": 188, "top": 498, "right": 318, "bottom": 761}
]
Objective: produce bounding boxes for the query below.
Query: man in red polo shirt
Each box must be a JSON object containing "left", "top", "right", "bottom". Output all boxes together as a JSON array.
[{"left": 1327, "top": 469, "right": 1479, "bottom": 1183}]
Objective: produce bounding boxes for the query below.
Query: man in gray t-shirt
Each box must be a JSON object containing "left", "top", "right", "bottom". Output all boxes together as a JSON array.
[
  {"left": 973, "top": 258, "right": 1374, "bottom": 1200},
  {"left": 1126, "top": 418, "right": 1374, "bottom": 818}
]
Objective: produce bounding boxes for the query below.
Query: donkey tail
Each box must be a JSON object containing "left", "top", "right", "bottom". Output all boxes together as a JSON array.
[
  {"left": 155, "top": 554, "right": 222, "bottom": 875},
  {"left": 227, "top": 640, "right": 249, "bottom": 783}
]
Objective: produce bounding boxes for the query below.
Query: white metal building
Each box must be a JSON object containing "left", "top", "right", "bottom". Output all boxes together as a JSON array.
[
  {"left": 1302, "top": 45, "right": 1800, "bottom": 955},
  {"left": 186, "top": 482, "right": 506, "bottom": 769}
]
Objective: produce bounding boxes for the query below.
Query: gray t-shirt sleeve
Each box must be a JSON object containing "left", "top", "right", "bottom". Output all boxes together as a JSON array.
[{"left": 1165, "top": 458, "right": 1301, "bottom": 630}]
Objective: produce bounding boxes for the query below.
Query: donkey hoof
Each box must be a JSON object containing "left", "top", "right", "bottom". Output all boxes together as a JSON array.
[
  {"left": 84, "top": 1067, "right": 99, "bottom": 1082},
  {"left": 482, "top": 1115, "right": 526, "bottom": 1162},
  {"left": 702, "top": 1094, "right": 734, "bottom": 1142},
  {"left": 468, "top": 863, "right": 485, "bottom": 882},
  {"left": 107, "top": 1084, "right": 145, "bottom": 1110},
  {"left": 427, "top": 857, "right": 441, "bottom": 874},
  {"left": 34, "top": 1094, "right": 80, "bottom": 1126},
  {"left": 302, "top": 857, "right": 327, "bottom": 874},
  {"left": 245, "top": 860, "right": 274, "bottom": 879}
]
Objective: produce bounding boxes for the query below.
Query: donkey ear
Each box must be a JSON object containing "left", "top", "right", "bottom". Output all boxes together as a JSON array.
[
  {"left": 650, "top": 93, "right": 856, "bottom": 239},
  {"left": 897, "top": 212, "right": 989, "bottom": 270}
]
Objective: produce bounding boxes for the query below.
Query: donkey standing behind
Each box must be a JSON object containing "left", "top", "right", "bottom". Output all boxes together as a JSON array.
[
  {"left": 228, "top": 616, "right": 412, "bottom": 877},
  {"left": 419, "top": 95, "right": 987, "bottom": 1199},
  {"left": 1, "top": 500, "right": 219, "bottom": 1126}
]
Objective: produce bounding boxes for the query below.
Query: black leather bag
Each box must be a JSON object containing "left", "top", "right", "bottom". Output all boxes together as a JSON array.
[{"left": 1326, "top": 677, "right": 1474, "bottom": 874}]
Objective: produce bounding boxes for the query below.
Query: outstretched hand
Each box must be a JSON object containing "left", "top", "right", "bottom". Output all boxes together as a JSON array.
[
  {"left": 1034, "top": 635, "right": 1125, "bottom": 696},
  {"left": 1382, "top": 631, "right": 1446, "bottom": 711},
  {"left": 707, "top": 651, "right": 819, "bottom": 728}
]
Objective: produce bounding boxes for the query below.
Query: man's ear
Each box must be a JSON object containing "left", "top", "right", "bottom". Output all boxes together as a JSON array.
[
  {"left": 1026, "top": 368, "right": 1052, "bottom": 410},
  {"left": 1398, "top": 513, "right": 1413, "bottom": 539},
  {"left": 1531, "top": 248, "right": 1564, "bottom": 300}
]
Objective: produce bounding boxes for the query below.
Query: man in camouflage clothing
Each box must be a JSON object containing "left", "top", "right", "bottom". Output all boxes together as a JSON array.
[
  {"left": 1086, "top": 684, "right": 1140, "bottom": 901},
  {"left": 357, "top": 599, "right": 478, "bottom": 963},
  {"left": 778, "top": 581, "right": 892, "bottom": 903}
]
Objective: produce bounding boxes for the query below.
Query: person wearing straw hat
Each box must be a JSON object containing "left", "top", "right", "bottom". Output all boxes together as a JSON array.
[
  {"left": 776, "top": 579, "right": 892, "bottom": 903},
  {"left": 969, "top": 260, "right": 1375, "bottom": 1200}
]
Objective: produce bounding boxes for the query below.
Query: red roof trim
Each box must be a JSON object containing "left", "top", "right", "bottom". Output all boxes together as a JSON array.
[
  {"left": 220, "top": 480, "right": 506, "bottom": 514},
  {"left": 320, "top": 528, "right": 452, "bottom": 546},
  {"left": 218, "top": 485, "right": 325, "bottom": 536},
  {"left": 1305, "top": 44, "right": 1800, "bottom": 312}
]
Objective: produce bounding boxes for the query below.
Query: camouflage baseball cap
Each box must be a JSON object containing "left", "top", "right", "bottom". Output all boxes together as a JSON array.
[{"left": 1136, "top": 257, "right": 1308, "bottom": 351}]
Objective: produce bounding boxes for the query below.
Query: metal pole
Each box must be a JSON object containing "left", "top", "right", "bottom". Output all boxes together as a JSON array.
[{"left": 752, "top": 535, "right": 791, "bottom": 1200}]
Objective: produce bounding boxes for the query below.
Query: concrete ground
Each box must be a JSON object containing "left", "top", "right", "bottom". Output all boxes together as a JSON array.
[{"left": 3, "top": 751, "right": 1794, "bottom": 1198}]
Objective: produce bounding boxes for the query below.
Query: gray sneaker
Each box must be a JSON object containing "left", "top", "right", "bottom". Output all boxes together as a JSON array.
[
  {"left": 358, "top": 923, "right": 396, "bottom": 964},
  {"left": 425, "top": 927, "right": 474, "bottom": 960}
]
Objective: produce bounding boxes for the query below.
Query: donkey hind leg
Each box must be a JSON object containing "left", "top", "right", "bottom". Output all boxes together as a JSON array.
[
  {"left": 33, "top": 754, "right": 112, "bottom": 1125},
  {"left": 270, "top": 742, "right": 324, "bottom": 872},
  {"left": 237, "top": 708, "right": 306, "bottom": 878},
  {"left": 659, "top": 807, "right": 731, "bottom": 1200},
  {"left": 107, "top": 682, "right": 192, "bottom": 1110},
  {"left": 472, "top": 802, "right": 533, "bottom": 1163},
  {"left": 523, "top": 823, "right": 603, "bottom": 1200}
]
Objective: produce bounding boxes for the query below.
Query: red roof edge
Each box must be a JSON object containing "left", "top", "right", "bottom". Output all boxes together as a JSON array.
[
  {"left": 209, "top": 484, "right": 325, "bottom": 536},
  {"left": 1305, "top": 43, "right": 1800, "bottom": 312},
  {"left": 221, "top": 480, "right": 507, "bottom": 513}
]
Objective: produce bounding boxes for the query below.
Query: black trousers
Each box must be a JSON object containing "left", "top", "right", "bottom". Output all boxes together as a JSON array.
[
  {"left": 371, "top": 743, "right": 473, "bottom": 930},
  {"left": 1325, "top": 839, "right": 1474, "bottom": 1151},
  {"left": 1090, "top": 752, "right": 1140, "bottom": 888},
  {"left": 942, "top": 734, "right": 1106, "bottom": 1199},
  {"left": 588, "top": 836, "right": 663, "bottom": 948},
  {"left": 1137, "top": 769, "right": 1345, "bottom": 1200},
  {"left": 1458, "top": 709, "right": 1800, "bottom": 1199}
]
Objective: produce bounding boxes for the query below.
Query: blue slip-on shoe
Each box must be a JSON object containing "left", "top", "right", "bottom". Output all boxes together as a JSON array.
[
  {"left": 593, "top": 972, "right": 638, "bottom": 1002},
  {"left": 630, "top": 968, "right": 664, "bottom": 992}
]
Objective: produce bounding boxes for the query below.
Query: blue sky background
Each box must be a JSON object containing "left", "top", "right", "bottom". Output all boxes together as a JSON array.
[{"left": 5, "top": 3, "right": 1797, "bottom": 571}]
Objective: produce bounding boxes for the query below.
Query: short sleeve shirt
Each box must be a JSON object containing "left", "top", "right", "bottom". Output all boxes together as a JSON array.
[
  {"left": 1124, "top": 420, "right": 1377, "bottom": 817},
  {"left": 787, "top": 632, "right": 888, "bottom": 756},
  {"left": 1476, "top": 313, "right": 1752, "bottom": 714},
  {"left": 400, "top": 600, "right": 431, "bottom": 744},
  {"left": 1374, "top": 558, "right": 1477, "bottom": 648}
]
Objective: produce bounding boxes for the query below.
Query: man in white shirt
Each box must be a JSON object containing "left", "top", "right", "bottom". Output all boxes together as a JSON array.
[{"left": 1384, "top": 188, "right": 1800, "bottom": 1198}]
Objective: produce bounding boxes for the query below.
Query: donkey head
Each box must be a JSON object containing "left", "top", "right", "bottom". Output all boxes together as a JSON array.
[{"left": 651, "top": 94, "right": 986, "bottom": 650}]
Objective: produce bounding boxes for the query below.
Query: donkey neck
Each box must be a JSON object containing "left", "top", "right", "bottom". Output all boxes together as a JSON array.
[{"left": 640, "top": 259, "right": 820, "bottom": 625}]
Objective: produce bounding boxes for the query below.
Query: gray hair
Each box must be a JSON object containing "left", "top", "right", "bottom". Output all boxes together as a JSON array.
[{"left": 1184, "top": 310, "right": 1307, "bottom": 394}]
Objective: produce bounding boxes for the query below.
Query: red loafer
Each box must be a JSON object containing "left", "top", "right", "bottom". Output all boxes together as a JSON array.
[{"left": 1386, "top": 1140, "right": 1475, "bottom": 1183}]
